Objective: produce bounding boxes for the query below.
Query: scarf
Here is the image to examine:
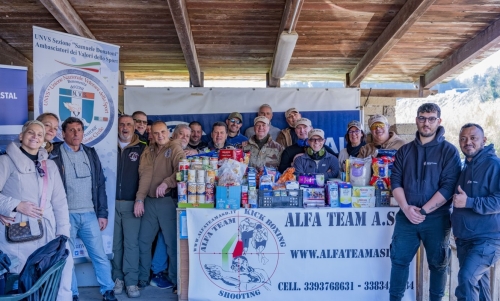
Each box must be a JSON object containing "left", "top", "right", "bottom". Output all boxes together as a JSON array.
[
  {"left": 297, "top": 139, "right": 308, "bottom": 147},
  {"left": 254, "top": 134, "right": 270, "bottom": 150},
  {"left": 346, "top": 141, "right": 366, "bottom": 157}
]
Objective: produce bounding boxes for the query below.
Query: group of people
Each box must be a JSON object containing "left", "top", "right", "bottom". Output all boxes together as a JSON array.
[{"left": 0, "top": 101, "right": 498, "bottom": 301}]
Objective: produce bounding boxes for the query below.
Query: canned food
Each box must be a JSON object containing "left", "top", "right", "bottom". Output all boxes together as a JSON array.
[
  {"left": 187, "top": 169, "right": 197, "bottom": 182},
  {"left": 206, "top": 170, "right": 216, "bottom": 184},
  {"left": 179, "top": 159, "right": 189, "bottom": 171},
  {"left": 188, "top": 194, "right": 197, "bottom": 203},
  {"left": 187, "top": 183, "right": 197, "bottom": 195},
  {"left": 202, "top": 157, "right": 209, "bottom": 166},
  {"left": 196, "top": 183, "right": 206, "bottom": 194},
  {"left": 197, "top": 194, "right": 206, "bottom": 203},
  {"left": 205, "top": 183, "right": 214, "bottom": 203},
  {"left": 196, "top": 170, "right": 205, "bottom": 183},
  {"left": 210, "top": 158, "right": 218, "bottom": 170}
]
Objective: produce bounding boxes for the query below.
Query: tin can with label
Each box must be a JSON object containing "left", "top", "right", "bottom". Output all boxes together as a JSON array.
[
  {"left": 202, "top": 156, "right": 209, "bottom": 167},
  {"left": 187, "top": 169, "right": 196, "bottom": 182},
  {"left": 196, "top": 170, "right": 205, "bottom": 183},
  {"left": 210, "top": 157, "right": 218, "bottom": 170},
  {"left": 205, "top": 183, "right": 215, "bottom": 203},
  {"left": 197, "top": 194, "right": 206, "bottom": 203},
  {"left": 177, "top": 182, "right": 187, "bottom": 202},
  {"left": 188, "top": 182, "right": 197, "bottom": 195},
  {"left": 188, "top": 194, "right": 197, "bottom": 203},
  {"left": 196, "top": 183, "right": 206, "bottom": 194},
  {"left": 206, "top": 170, "right": 216, "bottom": 184}
]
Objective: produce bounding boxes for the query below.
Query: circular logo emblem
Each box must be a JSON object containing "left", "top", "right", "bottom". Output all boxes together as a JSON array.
[
  {"left": 196, "top": 211, "right": 283, "bottom": 295},
  {"left": 38, "top": 69, "right": 115, "bottom": 147}
]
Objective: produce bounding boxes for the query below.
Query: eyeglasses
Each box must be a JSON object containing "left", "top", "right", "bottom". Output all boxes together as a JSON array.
[
  {"left": 417, "top": 116, "right": 439, "bottom": 124},
  {"left": 229, "top": 119, "right": 241, "bottom": 125},
  {"left": 308, "top": 138, "right": 324, "bottom": 143},
  {"left": 134, "top": 119, "right": 148, "bottom": 125},
  {"left": 348, "top": 130, "right": 360, "bottom": 135},
  {"left": 370, "top": 122, "right": 386, "bottom": 131},
  {"left": 34, "top": 160, "right": 45, "bottom": 177}
]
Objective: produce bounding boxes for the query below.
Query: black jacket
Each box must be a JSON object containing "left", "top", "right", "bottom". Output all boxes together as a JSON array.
[
  {"left": 116, "top": 135, "right": 147, "bottom": 200},
  {"left": 278, "top": 142, "right": 338, "bottom": 173},
  {"left": 451, "top": 144, "right": 500, "bottom": 240},
  {"left": 18, "top": 236, "right": 68, "bottom": 300},
  {"left": 51, "top": 142, "right": 109, "bottom": 219},
  {"left": 391, "top": 126, "right": 462, "bottom": 214}
]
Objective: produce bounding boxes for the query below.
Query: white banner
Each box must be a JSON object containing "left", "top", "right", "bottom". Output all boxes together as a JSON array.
[
  {"left": 33, "top": 26, "right": 119, "bottom": 256},
  {"left": 187, "top": 208, "right": 415, "bottom": 301}
]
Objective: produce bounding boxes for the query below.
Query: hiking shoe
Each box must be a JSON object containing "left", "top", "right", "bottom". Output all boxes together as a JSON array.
[
  {"left": 137, "top": 279, "right": 149, "bottom": 289},
  {"left": 126, "top": 285, "right": 141, "bottom": 298},
  {"left": 102, "top": 290, "right": 117, "bottom": 301},
  {"left": 172, "top": 285, "right": 178, "bottom": 294},
  {"left": 113, "top": 278, "right": 124, "bottom": 295},
  {"left": 150, "top": 272, "right": 173, "bottom": 289}
]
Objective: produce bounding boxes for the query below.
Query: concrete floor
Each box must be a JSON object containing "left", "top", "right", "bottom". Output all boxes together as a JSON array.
[{"left": 79, "top": 286, "right": 178, "bottom": 301}]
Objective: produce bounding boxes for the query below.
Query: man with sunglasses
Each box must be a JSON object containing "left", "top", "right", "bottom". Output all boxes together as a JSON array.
[
  {"left": 389, "top": 103, "right": 461, "bottom": 301},
  {"left": 358, "top": 114, "right": 406, "bottom": 158},
  {"left": 225, "top": 112, "right": 248, "bottom": 148},
  {"left": 132, "top": 111, "right": 149, "bottom": 143}
]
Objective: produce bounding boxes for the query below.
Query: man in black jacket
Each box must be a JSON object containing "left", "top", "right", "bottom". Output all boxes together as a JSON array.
[
  {"left": 51, "top": 117, "right": 116, "bottom": 301},
  {"left": 389, "top": 103, "right": 461, "bottom": 301},
  {"left": 111, "top": 115, "right": 146, "bottom": 298},
  {"left": 452, "top": 123, "right": 500, "bottom": 301}
]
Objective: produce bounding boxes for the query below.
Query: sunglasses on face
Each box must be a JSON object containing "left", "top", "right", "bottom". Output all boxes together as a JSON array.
[
  {"left": 134, "top": 119, "right": 148, "bottom": 125},
  {"left": 229, "top": 119, "right": 241, "bottom": 125},
  {"left": 370, "top": 122, "right": 386, "bottom": 131},
  {"left": 34, "top": 160, "right": 45, "bottom": 177},
  {"left": 416, "top": 116, "right": 439, "bottom": 124}
]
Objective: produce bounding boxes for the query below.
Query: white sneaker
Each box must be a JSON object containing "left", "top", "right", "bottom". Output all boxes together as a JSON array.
[
  {"left": 126, "top": 285, "right": 141, "bottom": 298},
  {"left": 113, "top": 278, "right": 124, "bottom": 295}
]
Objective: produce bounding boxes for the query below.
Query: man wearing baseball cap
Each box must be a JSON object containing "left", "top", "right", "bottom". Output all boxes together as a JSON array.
[
  {"left": 278, "top": 118, "right": 338, "bottom": 173},
  {"left": 293, "top": 129, "right": 339, "bottom": 179},
  {"left": 244, "top": 104, "right": 281, "bottom": 140},
  {"left": 358, "top": 114, "right": 406, "bottom": 158},
  {"left": 244, "top": 116, "right": 284, "bottom": 170},
  {"left": 225, "top": 112, "right": 248, "bottom": 148},
  {"left": 276, "top": 107, "right": 301, "bottom": 147}
]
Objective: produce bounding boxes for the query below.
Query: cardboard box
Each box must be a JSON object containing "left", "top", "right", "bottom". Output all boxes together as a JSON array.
[
  {"left": 339, "top": 183, "right": 352, "bottom": 207},
  {"left": 301, "top": 187, "right": 325, "bottom": 207},
  {"left": 352, "top": 186, "right": 375, "bottom": 197},
  {"left": 216, "top": 186, "right": 242, "bottom": 209},
  {"left": 326, "top": 182, "right": 339, "bottom": 207},
  {"left": 352, "top": 196, "right": 376, "bottom": 208},
  {"left": 218, "top": 149, "right": 244, "bottom": 162}
]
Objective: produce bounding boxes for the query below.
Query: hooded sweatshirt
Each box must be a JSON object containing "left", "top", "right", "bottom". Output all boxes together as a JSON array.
[
  {"left": 391, "top": 126, "right": 462, "bottom": 215},
  {"left": 451, "top": 144, "right": 500, "bottom": 240}
]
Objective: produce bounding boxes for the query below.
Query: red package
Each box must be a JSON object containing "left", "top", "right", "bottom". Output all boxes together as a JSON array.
[{"left": 218, "top": 149, "right": 244, "bottom": 162}]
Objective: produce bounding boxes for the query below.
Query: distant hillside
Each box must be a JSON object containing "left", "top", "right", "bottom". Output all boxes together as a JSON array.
[{"left": 396, "top": 89, "right": 500, "bottom": 157}]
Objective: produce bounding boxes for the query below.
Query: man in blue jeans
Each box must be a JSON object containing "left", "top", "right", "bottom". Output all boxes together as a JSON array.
[
  {"left": 52, "top": 117, "right": 117, "bottom": 301},
  {"left": 452, "top": 123, "right": 500, "bottom": 301},
  {"left": 389, "top": 103, "right": 461, "bottom": 301}
]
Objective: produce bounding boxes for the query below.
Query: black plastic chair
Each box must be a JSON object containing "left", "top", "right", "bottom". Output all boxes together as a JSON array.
[{"left": 0, "top": 258, "right": 66, "bottom": 301}]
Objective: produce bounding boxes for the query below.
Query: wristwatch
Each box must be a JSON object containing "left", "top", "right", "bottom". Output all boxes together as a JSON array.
[
  {"left": 420, "top": 208, "right": 427, "bottom": 216},
  {"left": 135, "top": 200, "right": 143, "bottom": 203}
]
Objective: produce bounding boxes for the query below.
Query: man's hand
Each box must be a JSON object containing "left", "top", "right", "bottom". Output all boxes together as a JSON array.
[
  {"left": 156, "top": 183, "right": 168, "bottom": 198},
  {"left": 98, "top": 218, "right": 108, "bottom": 231},
  {"left": 453, "top": 185, "right": 468, "bottom": 208},
  {"left": 401, "top": 205, "right": 425, "bottom": 224},
  {"left": 16, "top": 201, "right": 43, "bottom": 218},
  {"left": 184, "top": 149, "right": 198, "bottom": 156},
  {"left": 0, "top": 215, "right": 14, "bottom": 226},
  {"left": 134, "top": 201, "right": 144, "bottom": 217}
]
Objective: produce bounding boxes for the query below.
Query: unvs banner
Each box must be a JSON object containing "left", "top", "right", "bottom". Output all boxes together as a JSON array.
[
  {"left": 33, "top": 26, "right": 119, "bottom": 256},
  {"left": 187, "top": 208, "right": 415, "bottom": 301}
]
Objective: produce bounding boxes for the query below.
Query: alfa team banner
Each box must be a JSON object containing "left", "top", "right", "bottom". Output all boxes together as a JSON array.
[
  {"left": 125, "top": 87, "right": 361, "bottom": 153},
  {"left": 187, "top": 208, "right": 415, "bottom": 301},
  {"left": 33, "top": 26, "right": 119, "bottom": 256}
]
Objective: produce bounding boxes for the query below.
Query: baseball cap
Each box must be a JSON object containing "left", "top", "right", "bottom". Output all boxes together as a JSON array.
[
  {"left": 347, "top": 120, "right": 362, "bottom": 131},
  {"left": 228, "top": 112, "right": 243, "bottom": 121},
  {"left": 285, "top": 108, "right": 299, "bottom": 118},
  {"left": 308, "top": 129, "right": 325, "bottom": 139},
  {"left": 295, "top": 118, "right": 312, "bottom": 128},
  {"left": 254, "top": 116, "right": 270, "bottom": 125},
  {"left": 368, "top": 114, "right": 389, "bottom": 127}
]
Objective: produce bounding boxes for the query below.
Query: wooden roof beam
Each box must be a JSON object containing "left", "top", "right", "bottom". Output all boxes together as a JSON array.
[
  {"left": 423, "top": 17, "right": 500, "bottom": 89},
  {"left": 166, "top": 0, "right": 202, "bottom": 87},
  {"left": 39, "top": 0, "right": 95, "bottom": 39},
  {"left": 360, "top": 89, "right": 437, "bottom": 98},
  {"left": 268, "top": 0, "right": 303, "bottom": 87},
  {"left": 347, "top": 0, "right": 437, "bottom": 87},
  {"left": 0, "top": 38, "right": 33, "bottom": 82}
]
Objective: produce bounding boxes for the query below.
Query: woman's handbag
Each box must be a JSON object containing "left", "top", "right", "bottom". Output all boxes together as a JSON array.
[{"left": 5, "top": 161, "right": 48, "bottom": 243}]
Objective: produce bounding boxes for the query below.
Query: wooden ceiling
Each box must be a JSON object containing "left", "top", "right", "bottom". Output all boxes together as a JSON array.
[{"left": 1, "top": 0, "right": 500, "bottom": 88}]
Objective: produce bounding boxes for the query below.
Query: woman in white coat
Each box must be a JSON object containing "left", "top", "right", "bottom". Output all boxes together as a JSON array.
[{"left": 0, "top": 120, "right": 72, "bottom": 299}]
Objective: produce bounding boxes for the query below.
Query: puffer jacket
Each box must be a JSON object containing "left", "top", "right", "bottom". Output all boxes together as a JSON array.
[{"left": 293, "top": 150, "right": 340, "bottom": 179}]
